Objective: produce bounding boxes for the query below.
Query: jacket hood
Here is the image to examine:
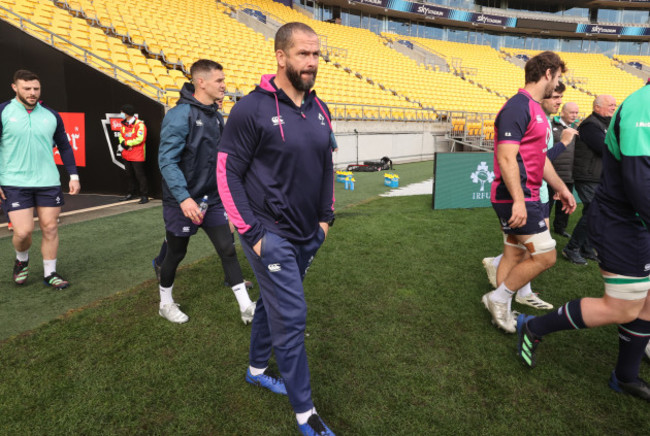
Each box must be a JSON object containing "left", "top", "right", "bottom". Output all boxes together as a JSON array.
[
  {"left": 253, "top": 74, "right": 332, "bottom": 142},
  {"left": 178, "top": 82, "right": 219, "bottom": 113}
]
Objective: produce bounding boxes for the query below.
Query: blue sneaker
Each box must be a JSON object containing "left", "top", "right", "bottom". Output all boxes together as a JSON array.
[
  {"left": 245, "top": 368, "right": 287, "bottom": 395},
  {"left": 298, "top": 414, "right": 335, "bottom": 436},
  {"left": 609, "top": 371, "right": 650, "bottom": 401},
  {"left": 516, "top": 314, "right": 541, "bottom": 368}
]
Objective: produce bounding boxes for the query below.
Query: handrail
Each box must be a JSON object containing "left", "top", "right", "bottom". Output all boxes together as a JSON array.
[
  {"left": 238, "top": 3, "right": 286, "bottom": 26},
  {"left": 0, "top": 4, "right": 165, "bottom": 102}
]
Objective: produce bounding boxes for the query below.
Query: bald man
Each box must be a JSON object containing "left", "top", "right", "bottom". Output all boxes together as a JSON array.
[
  {"left": 563, "top": 95, "right": 616, "bottom": 265},
  {"left": 548, "top": 101, "right": 580, "bottom": 238}
]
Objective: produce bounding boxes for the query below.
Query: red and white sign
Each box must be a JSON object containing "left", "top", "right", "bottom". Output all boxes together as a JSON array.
[
  {"left": 109, "top": 117, "right": 122, "bottom": 131},
  {"left": 54, "top": 112, "right": 86, "bottom": 167}
]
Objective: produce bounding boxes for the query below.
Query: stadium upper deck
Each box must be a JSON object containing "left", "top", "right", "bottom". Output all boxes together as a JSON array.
[{"left": 1, "top": 0, "right": 648, "bottom": 127}]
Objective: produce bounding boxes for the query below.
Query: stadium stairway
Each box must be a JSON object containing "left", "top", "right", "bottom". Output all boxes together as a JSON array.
[
  {"left": 613, "top": 55, "right": 650, "bottom": 82},
  {"left": 223, "top": 0, "right": 506, "bottom": 117}
]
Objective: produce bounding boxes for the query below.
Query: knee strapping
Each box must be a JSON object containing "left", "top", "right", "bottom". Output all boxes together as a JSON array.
[
  {"left": 604, "top": 275, "right": 650, "bottom": 301},
  {"left": 504, "top": 230, "right": 556, "bottom": 255},
  {"left": 504, "top": 233, "right": 526, "bottom": 250}
]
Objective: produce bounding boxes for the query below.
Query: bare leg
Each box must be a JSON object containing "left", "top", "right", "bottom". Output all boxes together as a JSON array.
[
  {"left": 8, "top": 208, "right": 35, "bottom": 253},
  {"left": 37, "top": 206, "right": 61, "bottom": 260}
]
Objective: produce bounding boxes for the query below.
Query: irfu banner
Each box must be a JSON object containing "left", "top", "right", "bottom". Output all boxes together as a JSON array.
[{"left": 433, "top": 152, "right": 494, "bottom": 210}]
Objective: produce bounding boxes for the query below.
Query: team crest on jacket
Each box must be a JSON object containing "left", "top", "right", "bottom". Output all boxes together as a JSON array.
[
  {"left": 271, "top": 116, "right": 285, "bottom": 126},
  {"left": 318, "top": 113, "right": 325, "bottom": 126}
]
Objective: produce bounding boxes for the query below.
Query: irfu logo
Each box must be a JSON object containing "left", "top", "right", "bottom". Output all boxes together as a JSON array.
[{"left": 471, "top": 161, "right": 494, "bottom": 192}]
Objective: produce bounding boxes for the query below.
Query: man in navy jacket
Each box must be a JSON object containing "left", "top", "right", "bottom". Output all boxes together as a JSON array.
[{"left": 218, "top": 22, "right": 336, "bottom": 436}]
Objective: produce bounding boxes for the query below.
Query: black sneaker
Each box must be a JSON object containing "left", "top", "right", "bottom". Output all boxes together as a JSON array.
[
  {"left": 152, "top": 258, "right": 161, "bottom": 283},
  {"left": 580, "top": 248, "right": 598, "bottom": 261},
  {"left": 517, "top": 314, "right": 542, "bottom": 368},
  {"left": 13, "top": 259, "right": 29, "bottom": 285},
  {"left": 562, "top": 247, "right": 587, "bottom": 265},
  {"left": 298, "top": 414, "right": 335, "bottom": 436},
  {"left": 609, "top": 371, "right": 650, "bottom": 401},
  {"left": 44, "top": 272, "right": 70, "bottom": 290}
]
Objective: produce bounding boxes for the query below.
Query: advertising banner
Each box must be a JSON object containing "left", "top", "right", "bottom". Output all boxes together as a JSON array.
[
  {"left": 349, "top": 0, "right": 516, "bottom": 26},
  {"left": 433, "top": 152, "right": 494, "bottom": 210},
  {"left": 575, "top": 24, "right": 622, "bottom": 35},
  {"left": 54, "top": 112, "right": 86, "bottom": 167}
]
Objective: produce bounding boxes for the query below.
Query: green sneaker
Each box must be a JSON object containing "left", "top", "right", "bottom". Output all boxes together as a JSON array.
[
  {"left": 517, "top": 314, "right": 541, "bottom": 368},
  {"left": 13, "top": 259, "right": 29, "bottom": 285},
  {"left": 44, "top": 272, "right": 70, "bottom": 290}
]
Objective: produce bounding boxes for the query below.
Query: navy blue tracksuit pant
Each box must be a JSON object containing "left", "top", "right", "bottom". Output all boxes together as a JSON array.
[{"left": 240, "top": 228, "right": 325, "bottom": 413}]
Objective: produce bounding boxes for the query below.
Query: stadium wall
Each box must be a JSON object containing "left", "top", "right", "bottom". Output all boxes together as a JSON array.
[
  {"left": 331, "top": 121, "right": 448, "bottom": 168},
  {"left": 0, "top": 20, "right": 165, "bottom": 197}
]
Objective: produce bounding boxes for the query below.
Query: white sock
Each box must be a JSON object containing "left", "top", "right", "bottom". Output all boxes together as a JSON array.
[
  {"left": 249, "top": 365, "right": 267, "bottom": 376},
  {"left": 296, "top": 407, "right": 317, "bottom": 425},
  {"left": 517, "top": 282, "right": 533, "bottom": 298},
  {"left": 490, "top": 282, "right": 514, "bottom": 305},
  {"left": 492, "top": 254, "right": 502, "bottom": 268},
  {"left": 16, "top": 250, "right": 29, "bottom": 262},
  {"left": 43, "top": 259, "right": 56, "bottom": 277},
  {"left": 159, "top": 285, "right": 174, "bottom": 308},
  {"left": 232, "top": 282, "right": 253, "bottom": 311}
]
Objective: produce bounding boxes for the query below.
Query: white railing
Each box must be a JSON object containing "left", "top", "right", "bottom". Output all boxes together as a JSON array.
[{"left": 0, "top": 4, "right": 165, "bottom": 102}]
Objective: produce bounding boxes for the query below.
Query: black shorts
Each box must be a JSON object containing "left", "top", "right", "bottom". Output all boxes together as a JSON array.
[
  {"left": 588, "top": 199, "right": 650, "bottom": 277},
  {"left": 163, "top": 202, "right": 229, "bottom": 237},
  {"left": 1, "top": 186, "right": 64, "bottom": 212},
  {"left": 493, "top": 201, "right": 548, "bottom": 235}
]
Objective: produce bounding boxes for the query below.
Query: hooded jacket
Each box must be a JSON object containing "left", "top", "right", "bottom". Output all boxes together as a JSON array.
[
  {"left": 217, "top": 74, "right": 335, "bottom": 246},
  {"left": 158, "top": 82, "right": 224, "bottom": 207}
]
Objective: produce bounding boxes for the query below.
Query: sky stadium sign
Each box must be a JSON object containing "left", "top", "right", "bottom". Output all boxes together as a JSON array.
[
  {"left": 575, "top": 24, "right": 650, "bottom": 36},
  {"left": 576, "top": 24, "right": 620, "bottom": 35},
  {"left": 351, "top": 0, "right": 650, "bottom": 36},
  {"left": 349, "top": 0, "right": 517, "bottom": 27}
]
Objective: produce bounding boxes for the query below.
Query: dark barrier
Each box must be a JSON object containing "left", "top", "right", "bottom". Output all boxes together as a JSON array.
[
  {"left": 0, "top": 20, "right": 165, "bottom": 197},
  {"left": 516, "top": 18, "right": 577, "bottom": 33},
  {"left": 432, "top": 152, "right": 494, "bottom": 210}
]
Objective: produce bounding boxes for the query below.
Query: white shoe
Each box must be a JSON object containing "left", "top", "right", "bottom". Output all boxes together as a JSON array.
[
  {"left": 241, "top": 302, "right": 256, "bottom": 325},
  {"left": 482, "top": 257, "right": 497, "bottom": 288},
  {"left": 481, "top": 292, "right": 516, "bottom": 333},
  {"left": 159, "top": 303, "right": 189, "bottom": 324},
  {"left": 515, "top": 292, "right": 553, "bottom": 310}
]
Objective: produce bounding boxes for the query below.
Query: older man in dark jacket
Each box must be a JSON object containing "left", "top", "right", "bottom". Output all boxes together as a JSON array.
[
  {"left": 562, "top": 95, "right": 616, "bottom": 265},
  {"left": 548, "top": 101, "right": 579, "bottom": 238}
]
